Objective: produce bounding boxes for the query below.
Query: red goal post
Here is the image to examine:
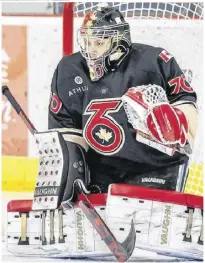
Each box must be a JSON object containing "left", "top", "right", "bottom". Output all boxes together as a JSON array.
[{"left": 62, "top": 2, "right": 204, "bottom": 197}]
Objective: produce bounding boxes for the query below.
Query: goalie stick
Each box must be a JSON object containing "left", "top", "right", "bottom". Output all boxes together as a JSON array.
[
  {"left": 77, "top": 185, "right": 136, "bottom": 262},
  {"left": 79, "top": 200, "right": 135, "bottom": 262},
  {"left": 2, "top": 85, "right": 136, "bottom": 262}
]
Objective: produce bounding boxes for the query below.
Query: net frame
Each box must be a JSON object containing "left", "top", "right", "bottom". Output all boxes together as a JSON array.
[
  {"left": 63, "top": 2, "right": 203, "bottom": 56},
  {"left": 62, "top": 2, "right": 204, "bottom": 196}
]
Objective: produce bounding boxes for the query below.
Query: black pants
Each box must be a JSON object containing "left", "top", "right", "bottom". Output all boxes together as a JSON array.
[{"left": 88, "top": 163, "right": 188, "bottom": 194}]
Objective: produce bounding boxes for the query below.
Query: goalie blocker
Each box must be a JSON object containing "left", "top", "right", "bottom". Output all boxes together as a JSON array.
[
  {"left": 32, "top": 128, "right": 90, "bottom": 211},
  {"left": 7, "top": 184, "right": 203, "bottom": 261}
]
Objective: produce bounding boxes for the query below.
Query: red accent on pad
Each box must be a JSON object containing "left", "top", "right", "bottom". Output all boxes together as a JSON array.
[
  {"left": 78, "top": 193, "right": 107, "bottom": 206},
  {"left": 7, "top": 185, "right": 203, "bottom": 213},
  {"left": 109, "top": 184, "right": 203, "bottom": 209},
  {"left": 7, "top": 194, "right": 107, "bottom": 212},
  {"left": 7, "top": 200, "right": 33, "bottom": 212}
]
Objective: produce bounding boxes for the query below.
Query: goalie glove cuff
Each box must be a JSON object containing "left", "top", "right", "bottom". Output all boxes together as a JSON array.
[
  {"left": 147, "top": 104, "right": 189, "bottom": 147},
  {"left": 173, "top": 107, "right": 189, "bottom": 146}
]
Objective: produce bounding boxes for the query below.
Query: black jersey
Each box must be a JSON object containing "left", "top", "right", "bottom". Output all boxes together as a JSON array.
[{"left": 48, "top": 43, "right": 196, "bottom": 182}]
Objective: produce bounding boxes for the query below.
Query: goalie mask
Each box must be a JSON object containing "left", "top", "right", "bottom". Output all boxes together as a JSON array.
[{"left": 77, "top": 6, "right": 132, "bottom": 81}]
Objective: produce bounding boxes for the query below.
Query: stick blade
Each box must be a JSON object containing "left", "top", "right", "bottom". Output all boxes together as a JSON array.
[
  {"left": 79, "top": 200, "right": 136, "bottom": 262},
  {"left": 121, "top": 219, "right": 136, "bottom": 259}
]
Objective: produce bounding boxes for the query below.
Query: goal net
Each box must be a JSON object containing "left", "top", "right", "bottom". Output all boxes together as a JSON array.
[{"left": 63, "top": 2, "right": 204, "bottom": 197}]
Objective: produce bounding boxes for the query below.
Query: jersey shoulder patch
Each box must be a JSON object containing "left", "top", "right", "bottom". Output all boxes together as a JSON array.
[
  {"left": 49, "top": 92, "right": 62, "bottom": 114},
  {"left": 158, "top": 50, "right": 173, "bottom": 63}
]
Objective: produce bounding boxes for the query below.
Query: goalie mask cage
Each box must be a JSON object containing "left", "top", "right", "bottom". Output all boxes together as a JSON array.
[{"left": 63, "top": 2, "right": 204, "bottom": 197}]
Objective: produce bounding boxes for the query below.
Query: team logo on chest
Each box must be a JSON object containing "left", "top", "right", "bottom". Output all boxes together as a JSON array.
[{"left": 83, "top": 98, "right": 125, "bottom": 155}]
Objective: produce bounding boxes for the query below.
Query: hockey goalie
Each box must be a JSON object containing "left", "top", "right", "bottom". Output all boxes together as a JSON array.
[{"left": 5, "top": 5, "right": 203, "bottom": 262}]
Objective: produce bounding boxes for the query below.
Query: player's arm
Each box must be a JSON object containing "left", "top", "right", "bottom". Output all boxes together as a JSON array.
[
  {"left": 157, "top": 49, "right": 198, "bottom": 146},
  {"left": 122, "top": 49, "right": 198, "bottom": 154},
  {"left": 49, "top": 64, "right": 89, "bottom": 149},
  {"left": 123, "top": 49, "right": 198, "bottom": 150},
  {"left": 47, "top": 63, "right": 90, "bottom": 207}
]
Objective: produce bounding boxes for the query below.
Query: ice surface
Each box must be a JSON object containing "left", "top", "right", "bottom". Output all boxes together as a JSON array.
[{"left": 2, "top": 241, "right": 199, "bottom": 263}]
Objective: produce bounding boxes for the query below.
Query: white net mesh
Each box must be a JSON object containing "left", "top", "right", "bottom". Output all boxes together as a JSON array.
[
  {"left": 74, "top": 2, "right": 203, "bottom": 19},
  {"left": 72, "top": 2, "right": 204, "bottom": 196}
]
